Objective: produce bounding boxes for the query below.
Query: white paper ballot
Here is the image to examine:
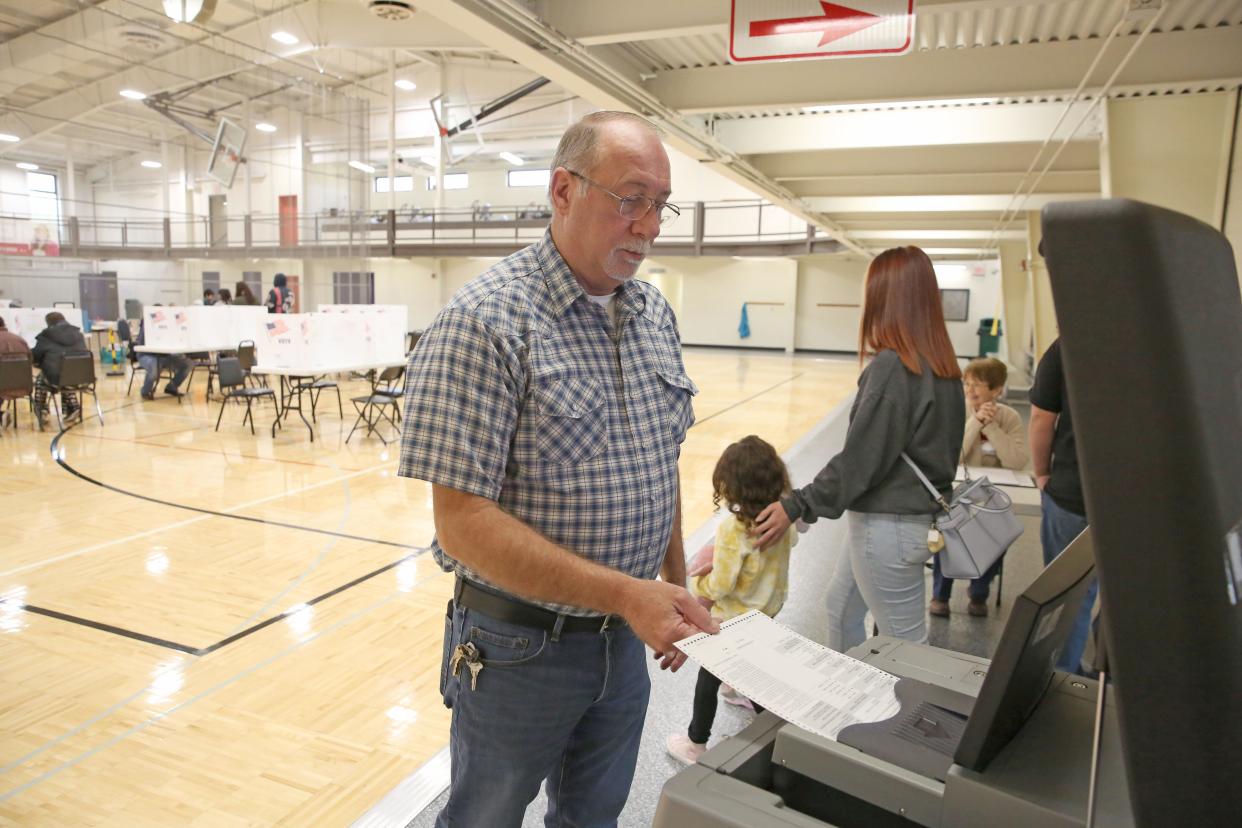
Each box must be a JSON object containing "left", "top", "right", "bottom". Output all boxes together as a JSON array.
[
  {"left": 955, "top": 464, "right": 1036, "bottom": 488},
  {"left": 676, "top": 611, "right": 900, "bottom": 741}
]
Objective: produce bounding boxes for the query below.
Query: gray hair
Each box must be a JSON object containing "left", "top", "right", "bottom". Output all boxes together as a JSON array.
[{"left": 548, "top": 111, "right": 663, "bottom": 198}]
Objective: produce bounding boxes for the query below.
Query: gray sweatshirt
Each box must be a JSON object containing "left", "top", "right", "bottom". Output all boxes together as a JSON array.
[{"left": 782, "top": 349, "right": 965, "bottom": 522}]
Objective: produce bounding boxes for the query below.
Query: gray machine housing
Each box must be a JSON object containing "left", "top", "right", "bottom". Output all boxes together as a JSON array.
[{"left": 653, "top": 637, "right": 1133, "bottom": 828}]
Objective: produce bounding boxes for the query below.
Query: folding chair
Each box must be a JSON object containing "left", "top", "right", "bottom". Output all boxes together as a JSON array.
[
  {"left": 307, "top": 376, "right": 342, "bottom": 422},
  {"left": 237, "top": 340, "right": 262, "bottom": 388},
  {"left": 346, "top": 365, "right": 405, "bottom": 444},
  {"left": 0, "top": 354, "right": 35, "bottom": 431},
  {"left": 50, "top": 352, "right": 103, "bottom": 429},
  {"left": 215, "top": 357, "right": 277, "bottom": 436}
]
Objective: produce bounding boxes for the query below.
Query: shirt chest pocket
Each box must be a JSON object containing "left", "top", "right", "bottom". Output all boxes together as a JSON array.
[
  {"left": 534, "top": 376, "right": 608, "bottom": 465},
  {"left": 656, "top": 366, "right": 697, "bottom": 445}
]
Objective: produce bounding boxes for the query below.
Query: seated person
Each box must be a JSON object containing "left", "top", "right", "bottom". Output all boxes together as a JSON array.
[
  {"left": 0, "top": 317, "right": 32, "bottom": 425},
  {"left": 931, "top": 357, "right": 1030, "bottom": 618},
  {"left": 135, "top": 309, "right": 191, "bottom": 401},
  {"left": 31, "top": 312, "right": 86, "bottom": 424}
]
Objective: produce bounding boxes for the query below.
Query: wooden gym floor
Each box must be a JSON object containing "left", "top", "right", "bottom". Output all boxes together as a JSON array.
[{"left": 0, "top": 347, "right": 860, "bottom": 826}]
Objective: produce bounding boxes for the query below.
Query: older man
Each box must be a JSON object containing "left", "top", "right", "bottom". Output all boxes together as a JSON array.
[{"left": 398, "top": 111, "right": 715, "bottom": 827}]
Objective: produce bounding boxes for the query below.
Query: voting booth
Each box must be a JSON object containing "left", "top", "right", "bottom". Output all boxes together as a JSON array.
[
  {"left": 0, "top": 307, "right": 86, "bottom": 347},
  {"left": 655, "top": 200, "right": 1241, "bottom": 828},
  {"left": 257, "top": 307, "right": 407, "bottom": 369},
  {"left": 140, "top": 305, "right": 265, "bottom": 351}
]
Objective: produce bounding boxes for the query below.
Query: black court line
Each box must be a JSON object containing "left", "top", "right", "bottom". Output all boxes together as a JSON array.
[
  {"left": 21, "top": 605, "right": 201, "bottom": 654},
  {"left": 689, "top": 372, "right": 805, "bottom": 429},
  {"left": 20, "top": 553, "right": 420, "bottom": 656},
  {"left": 49, "top": 410, "right": 412, "bottom": 550},
  {"left": 28, "top": 404, "right": 428, "bottom": 655}
]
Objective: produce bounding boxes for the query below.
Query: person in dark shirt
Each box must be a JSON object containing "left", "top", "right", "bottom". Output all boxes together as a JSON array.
[
  {"left": 31, "top": 312, "right": 85, "bottom": 424},
  {"left": 752, "top": 246, "right": 966, "bottom": 652},
  {"left": 265, "top": 274, "right": 292, "bottom": 314},
  {"left": 1030, "top": 336, "right": 1096, "bottom": 675}
]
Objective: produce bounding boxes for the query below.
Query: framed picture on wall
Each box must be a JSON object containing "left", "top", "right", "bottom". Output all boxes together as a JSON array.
[{"left": 940, "top": 288, "right": 970, "bottom": 322}]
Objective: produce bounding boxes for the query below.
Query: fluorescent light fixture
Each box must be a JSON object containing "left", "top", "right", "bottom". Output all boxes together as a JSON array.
[
  {"left": 119, "top": 89, "right": 147, "bottom": 100},
  {"left": 348, "top": 160, "right": 376, "bottom": 174},
  {"left": 16, "top": 162, "right": 38, "bottom": 171},
  {"left": 394, "top": 79, "right": 417, "bottom": 91},
  {"left": 141, "top": 160, "right": 162, "bottom": 169},
  {"left": 0, "top": 133, "right": 20, "bottom": 143},
  {"left": 271, "top": 31, "right": 298, "bottom": 45},
  {"left": 499, "top": 151, "right": 525, "bottom": 166},
  {"left": 255, "top": 122, "right": 277, "bottom": 133}
]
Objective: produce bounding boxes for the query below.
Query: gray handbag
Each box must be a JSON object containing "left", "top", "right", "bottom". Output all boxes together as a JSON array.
[{"left": 901, "top": 453, "right": 1024, "bottom": 580}]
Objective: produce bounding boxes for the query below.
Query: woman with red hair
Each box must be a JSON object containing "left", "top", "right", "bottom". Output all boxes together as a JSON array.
[{"left": 752, "top": 246, "right": 965, "bottom": 651}]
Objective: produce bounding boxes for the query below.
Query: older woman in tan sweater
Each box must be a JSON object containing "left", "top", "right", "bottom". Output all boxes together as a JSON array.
[{"left": 930, "top": 358, "right": 1030, "bottom": 618}]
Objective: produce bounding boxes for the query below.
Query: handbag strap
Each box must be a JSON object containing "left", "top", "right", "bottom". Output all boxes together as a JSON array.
[{"left": 901, "top": 452, "right": 952, "bottom": 513}]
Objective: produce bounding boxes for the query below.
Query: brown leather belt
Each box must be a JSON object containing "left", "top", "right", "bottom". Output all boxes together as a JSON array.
[{"left": 452, "top": 576, "right": 625, "bottom": 634}]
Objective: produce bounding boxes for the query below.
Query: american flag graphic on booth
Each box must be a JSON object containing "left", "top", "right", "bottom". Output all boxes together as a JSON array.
[{"left": 266, "top": 320, "right": 289, "bottom": 336}]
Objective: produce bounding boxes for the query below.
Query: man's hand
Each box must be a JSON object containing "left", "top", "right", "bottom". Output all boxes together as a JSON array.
[
  {"left": 618, "top": 579, "right": 717, "bottom": 672},
  {"left": 751, "top": 501, "right": 792, "bottom": 550},
  {"left": 687, "top": 543, "right": 714, "bottom": 577},
  {"left": 1036, "top": 474, "right": 1050, "bottom": 490}
]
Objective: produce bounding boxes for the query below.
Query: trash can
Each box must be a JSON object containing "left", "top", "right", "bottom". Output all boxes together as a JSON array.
[{"left": 977, "top": 317, "right": 1002, "bottom": 357}]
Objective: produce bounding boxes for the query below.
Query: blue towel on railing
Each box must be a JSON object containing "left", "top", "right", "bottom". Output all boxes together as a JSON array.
[{"left": 738, "top": 303, "right": 750, "bottom": 339}]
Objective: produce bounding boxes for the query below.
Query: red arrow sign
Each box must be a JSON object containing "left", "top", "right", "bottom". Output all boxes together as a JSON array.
[{"left": 749, "top": 2, "right": 882, "bottom": 48}]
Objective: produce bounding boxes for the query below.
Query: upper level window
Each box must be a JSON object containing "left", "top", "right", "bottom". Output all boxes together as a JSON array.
[
  {"left": 507, "top": 169, "right": 550, "bottom": 188},
  {"left": 27, "top": 172, "right": 57, "bottom": 194},
  {"left": 426, "top": 173, "right": 468, "bottom": 190},
  {"left": 375, "top": 176, "right": 414, "bottom": 193}
]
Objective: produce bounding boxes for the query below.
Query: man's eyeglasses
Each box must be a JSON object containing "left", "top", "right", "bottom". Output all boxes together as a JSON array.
[{"left": 566, "top": 170, "right": 680, "bottom": 227}]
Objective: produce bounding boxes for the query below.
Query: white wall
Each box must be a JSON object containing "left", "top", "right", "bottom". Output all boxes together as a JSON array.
[
  {"left": 302, "top": 257, "right": 443, "bottom": 330},
  {"left": 795, "top": 255, "right": 867, "bottom": 352},
  {"left": 935, "top": 260, "right": 1006, "bottom": 358},
  {"left": 653, "top": 256, "right": 799, "bottom": 351},
  {"left": 795, "top": 255, "right": 1005, "bottom": 357},
  {"left": 0, "top": 258, "right": 87, "bottom": 309},
  {"left": 109, "top": 260, "right": 190, "bottom": 310}
]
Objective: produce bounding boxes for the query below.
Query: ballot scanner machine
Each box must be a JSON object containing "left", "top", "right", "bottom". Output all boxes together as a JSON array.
[{"left": 654, "top": 199, "right": 1241, "bottom": 828}]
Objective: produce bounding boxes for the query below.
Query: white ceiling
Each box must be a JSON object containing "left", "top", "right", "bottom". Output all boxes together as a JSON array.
[{"left": 1, "top": 0, "right": 1240, "bottom": 256}]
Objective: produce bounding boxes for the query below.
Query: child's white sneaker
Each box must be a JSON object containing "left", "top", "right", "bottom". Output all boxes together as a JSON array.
[{"left": 666, "top": 733, "right": 707, "bottom": 764}]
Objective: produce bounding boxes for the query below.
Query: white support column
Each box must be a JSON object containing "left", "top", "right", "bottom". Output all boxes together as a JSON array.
[
  {"left": 65, "top": 141, "right": 76, "bottom": 217},
  {"left": 182, "top": 140, "right": 195, "bottom": 245},
  {"left": 389, "top": 50, "right": 397, "bottom": 213},
  {"left": 161, "top": 140, "right": 170, "bottom": 219},
  {"left": 434, "top": 59, "right": 446, "bottom": 211},
  {"left": 244, "top": 97, "right": 253, "bottom": 218}
]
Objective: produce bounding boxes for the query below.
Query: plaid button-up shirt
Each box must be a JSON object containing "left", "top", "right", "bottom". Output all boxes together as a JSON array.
[{"left": 398, "top": 231, "right": 697, "bottom": 614}]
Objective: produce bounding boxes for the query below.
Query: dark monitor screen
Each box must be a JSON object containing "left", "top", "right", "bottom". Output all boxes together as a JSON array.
[
  {"left": 954, "top": 526, "right": 1095, "bottom": 772},
  {"left": 1041, "top": 198, "right": 1242, "bottom": 826}
]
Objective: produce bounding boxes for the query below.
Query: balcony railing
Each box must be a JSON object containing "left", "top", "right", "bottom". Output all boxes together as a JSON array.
[{"left": 37, "top": 201, "right": 844, "bottom": 260}]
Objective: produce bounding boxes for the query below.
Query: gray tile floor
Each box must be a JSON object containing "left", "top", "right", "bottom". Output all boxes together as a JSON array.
[{"left": 406, "top": 399, "right": 1047, "bottom": 828}]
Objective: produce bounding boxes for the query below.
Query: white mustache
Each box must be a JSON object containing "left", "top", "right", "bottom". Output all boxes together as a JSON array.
[{"left": 616, "top": 243, "right": 651, "bottom": 257}]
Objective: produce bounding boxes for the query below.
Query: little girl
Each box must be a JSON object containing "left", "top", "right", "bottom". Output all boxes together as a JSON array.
[{"left": 666, "top": 435, "right": 798, "bottom": 764}]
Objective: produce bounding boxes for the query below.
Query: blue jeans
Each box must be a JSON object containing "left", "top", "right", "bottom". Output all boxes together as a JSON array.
[
  {"left": 436, "top": 601, "right": 650, "bottom": 828},
  {"left": 932, "top": 553, "right": 1004, "bottom": 602},
  {"left": 825, "top": 511, "right": 932, "bottom": 653},
  {"left": 138, "top": 353, "right": 190, "bottom": 396},
  {"left": 1040, "top": 490, "right": 1096, "bottom": 674}
]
